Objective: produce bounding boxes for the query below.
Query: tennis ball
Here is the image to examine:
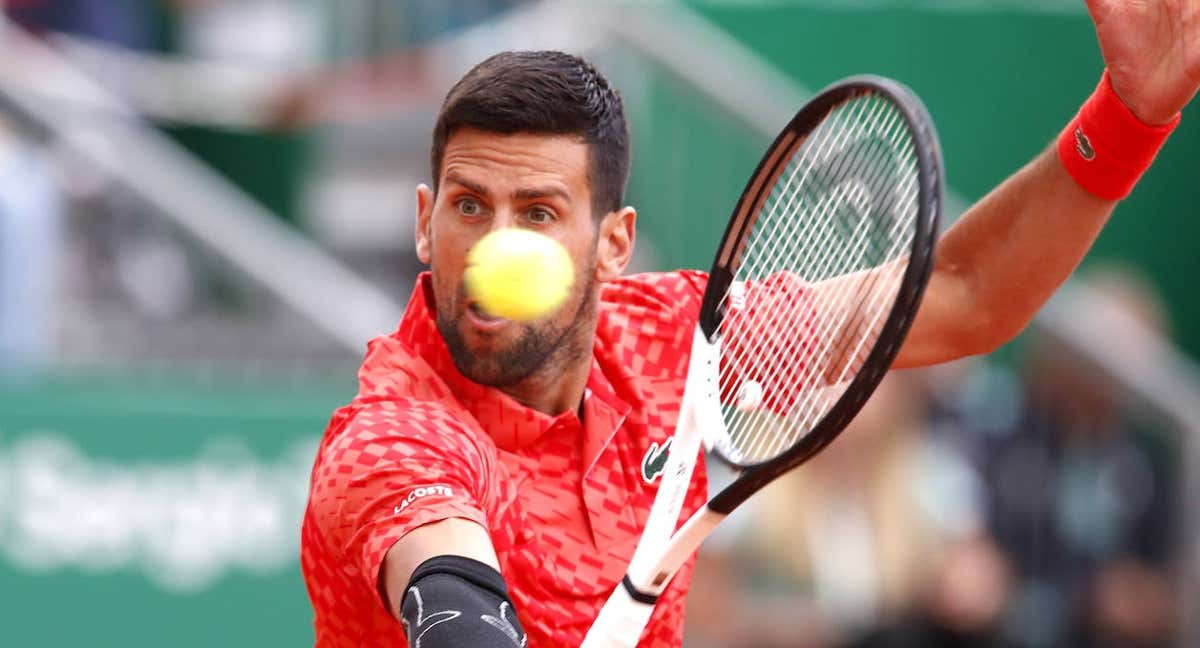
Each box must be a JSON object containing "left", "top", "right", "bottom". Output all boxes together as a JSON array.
[{"left": 463, "top": 229, "right": 575, "bottom": 321}]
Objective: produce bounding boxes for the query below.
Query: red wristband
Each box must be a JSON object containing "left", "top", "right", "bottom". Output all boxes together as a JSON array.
[{"left": 1057, "top": 71, "right": 1181, "bottom": 201}]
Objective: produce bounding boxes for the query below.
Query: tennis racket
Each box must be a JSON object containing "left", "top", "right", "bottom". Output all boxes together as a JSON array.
[{"left": 581, "top": 75, "right": 942, "bottom": 647}]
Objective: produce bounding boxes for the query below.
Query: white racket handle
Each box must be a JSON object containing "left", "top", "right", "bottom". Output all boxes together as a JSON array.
[
  {"left": 580, "top": 508, "right": 727, "bottom": 648},
  {"left": 582, "top": 328, "right": 722, "bottom": 648},
  {"left": 579, "top": 580, "right": 656, "bottom": 648}
]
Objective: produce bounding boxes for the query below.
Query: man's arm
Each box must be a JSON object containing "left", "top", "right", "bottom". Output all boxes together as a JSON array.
[
  {"left": 383, "top": 519, "right": 528, "bottom": 648},
  {"left": 892, "top": 0, "right": 1199, "bottom": 368},
  {"left": 381, "top": 517, "right": 501, "bottom": 612},
  {"left": 308, "top": 400, "right": 524, "bottom": 646},
  {"left": 892, "top": 149, "right": 1113, "bottom": 368}
]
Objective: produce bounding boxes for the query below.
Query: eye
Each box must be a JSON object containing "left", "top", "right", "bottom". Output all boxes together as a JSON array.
[
  {"left": 456, "top": 197, "right": 483, "bottom": 217},
  {"left": 527, "top": 207, "right": 555, "bottom": 224}
]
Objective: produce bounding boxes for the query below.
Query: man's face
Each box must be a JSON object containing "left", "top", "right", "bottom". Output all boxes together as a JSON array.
[{"left": 415, "top": 127, "right": 608, "bottom": 387}]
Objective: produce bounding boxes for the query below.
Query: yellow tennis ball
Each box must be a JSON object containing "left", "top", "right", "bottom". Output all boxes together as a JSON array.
[{"left": 463, "top": 229, "right": 575, "bottom": 321}]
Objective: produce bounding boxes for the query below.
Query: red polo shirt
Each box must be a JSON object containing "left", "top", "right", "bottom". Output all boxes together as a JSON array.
[{"left": 302, "top": 270, "right": 711, "bottom": 647}]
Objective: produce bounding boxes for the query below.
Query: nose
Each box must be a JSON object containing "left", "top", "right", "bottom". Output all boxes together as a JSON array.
[{"left": 486, "top": 210, "right": 520, "bottom": 234}]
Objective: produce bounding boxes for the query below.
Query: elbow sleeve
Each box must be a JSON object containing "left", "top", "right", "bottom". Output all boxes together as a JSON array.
[{"left": 399, "top": 555, "right": 526, "bottom": 648}]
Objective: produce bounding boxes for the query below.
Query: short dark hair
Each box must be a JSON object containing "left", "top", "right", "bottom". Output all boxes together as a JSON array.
[{"left": 430, "top": 50, "right": 630, "bottom": 218}]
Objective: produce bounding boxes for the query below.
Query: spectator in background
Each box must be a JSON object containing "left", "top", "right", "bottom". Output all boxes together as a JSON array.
[
  {"left": 686, "top": 374, "right": 1010, "bottom": 648},
  {"left": 266, "top": 0, "right": 536, "bottom": 129},
  {"left": 969, "top": 267, "right": 1180, "bottom": 648}
]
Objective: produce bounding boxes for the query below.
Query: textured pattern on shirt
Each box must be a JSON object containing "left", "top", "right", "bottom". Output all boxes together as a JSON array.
[{"left": 302, "top": 270, "right": 711, "bottom": 647}]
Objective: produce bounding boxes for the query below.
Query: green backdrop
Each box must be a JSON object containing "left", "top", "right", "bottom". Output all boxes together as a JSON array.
[{"left": 0, "top": 372, "right": 351, "bottom": 646}]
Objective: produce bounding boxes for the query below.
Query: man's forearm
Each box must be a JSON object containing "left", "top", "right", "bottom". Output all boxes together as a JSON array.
[{"left": 895, "top": 147, "right": 1116, "bottom": 368}]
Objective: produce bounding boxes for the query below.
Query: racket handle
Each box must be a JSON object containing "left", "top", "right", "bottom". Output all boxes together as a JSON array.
[{"left": 579, "top": 577, "right": 656, "bottom": 648}]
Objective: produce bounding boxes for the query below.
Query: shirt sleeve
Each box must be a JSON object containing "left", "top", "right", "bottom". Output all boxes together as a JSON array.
[{"left": 307, "top": 399, "right": 495, "bottom": 609}]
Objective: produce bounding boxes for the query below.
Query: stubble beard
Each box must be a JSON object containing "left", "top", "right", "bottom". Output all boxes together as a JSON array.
[{"left": 437, "top": 271, "right": 596, "bottom": 388}]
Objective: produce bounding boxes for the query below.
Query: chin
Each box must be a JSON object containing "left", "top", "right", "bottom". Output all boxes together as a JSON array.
[
  {"left": 455, "top": 351, "right": 527, "bottom": 388},
  {"left": 460, "top": 364, "right": 511, "bottom": 388}
]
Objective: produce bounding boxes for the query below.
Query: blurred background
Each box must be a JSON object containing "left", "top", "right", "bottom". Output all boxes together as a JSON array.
[{"left": 0, "top": 1, "right": 1196, "bottom": 646}]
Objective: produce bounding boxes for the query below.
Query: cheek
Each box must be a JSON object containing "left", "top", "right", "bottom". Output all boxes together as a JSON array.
[
  {"left": 427, "top": 242, "right": 463, "bottom": 310},
  {"left": 571, "top": 241, "right": 599, "bottom": 289},
  {"left": 556, "top": 247, "right": 597, "bottom": 316},
  {"left": 427, "top": 220, "right": 470, "bottom": 274}
]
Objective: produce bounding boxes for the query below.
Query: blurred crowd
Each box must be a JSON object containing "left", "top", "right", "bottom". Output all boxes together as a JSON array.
[
  {"left": 687, "top": 270, "right": 1184, "bottom": 648},
  {"left": 0, "top": 0, "right": 532, "bottom": 374},
  {"left": 3, "top": 0, "right": 527, "bottom": 50}
]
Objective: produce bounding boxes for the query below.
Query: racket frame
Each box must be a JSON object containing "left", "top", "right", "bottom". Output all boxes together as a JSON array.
[
  {"left": 703, "top": 75, "right": 941, "bottom": 514},
  {"left": 582, "top": 75, "right": 942, "bottom": 648}
]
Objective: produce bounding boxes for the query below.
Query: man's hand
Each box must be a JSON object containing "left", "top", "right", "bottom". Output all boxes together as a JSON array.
[
  {"left": 890, "top": 3, "right": 1195, "bottom": 368},
  {"left": 1086, "top": 0, "right": 1200, "bottom": 124}
]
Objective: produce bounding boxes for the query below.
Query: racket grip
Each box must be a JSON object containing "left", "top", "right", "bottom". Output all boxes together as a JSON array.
[{"left": 579, "top": 577, "right": 656, "bottom": 648}]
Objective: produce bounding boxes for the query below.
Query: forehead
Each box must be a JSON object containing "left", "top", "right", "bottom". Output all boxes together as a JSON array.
[{"left": 439, "top": 127, "right": 591, "bottom": 192}]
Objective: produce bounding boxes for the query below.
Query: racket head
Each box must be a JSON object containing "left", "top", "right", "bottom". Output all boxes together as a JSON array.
[{"left": 696, "top": 76, "right": 941, "bottom": 494}]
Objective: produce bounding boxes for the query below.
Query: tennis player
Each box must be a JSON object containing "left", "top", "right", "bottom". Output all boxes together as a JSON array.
[{"left": 301, "top": 2, "right": 1198, "bottom": 646}]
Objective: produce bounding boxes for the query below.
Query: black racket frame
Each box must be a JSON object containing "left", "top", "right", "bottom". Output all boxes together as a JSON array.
[{"left": 697, "top": 76, "right": 943, "bottom": 515}]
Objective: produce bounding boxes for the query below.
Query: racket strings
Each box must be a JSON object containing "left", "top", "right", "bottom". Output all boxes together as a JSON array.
[
  {"left": 715, "top": 91, "right": 921, "bottom": 465},
  {"left": 740, "top": 111, "right": 909, "bottom": 461},
  {"left": 724, "top": 98, "right": 892, "bottom": 459},
  {"left": 728, "top": 146, "right": 909, "bottom": 459},
  {"left": 726, "top": 97, "right": 884, "bottom": 371},
  {"left": 727, "top": 97, "right": 893, "bottom": 422},
  {"left": 753, "top": 97, "right": 915, "bottom": 457},
  {"left": 747, "top": 96, "right": 916, "bottom": 458},
  {"left": 715, "top": 99, "right": 878, "bottom": 460}
]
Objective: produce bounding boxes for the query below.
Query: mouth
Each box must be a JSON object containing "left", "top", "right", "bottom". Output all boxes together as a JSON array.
[{"left": 465, "top": 301, "right": 508, "bottom": 331}]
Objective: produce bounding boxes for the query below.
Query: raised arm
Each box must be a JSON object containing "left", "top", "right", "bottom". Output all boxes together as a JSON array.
[
  {"left": 894, "top": 0, "right": 1199, "bottom": 368},
  {"left": 891, "top": 147, "right": 1112, "bottom": 367}
]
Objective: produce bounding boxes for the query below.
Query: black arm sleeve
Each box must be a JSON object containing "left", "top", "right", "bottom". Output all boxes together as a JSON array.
[{"left": 398, "top": 555, "right": 527, "bottom": 648}]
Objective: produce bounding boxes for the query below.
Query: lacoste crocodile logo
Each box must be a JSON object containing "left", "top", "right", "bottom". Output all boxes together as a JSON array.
[
  {"left": 642, "top": 437, "right": 673, "bottom": 484},
  {"left": 1074, "top": 126, "right": 1096, "bottom": 161}
]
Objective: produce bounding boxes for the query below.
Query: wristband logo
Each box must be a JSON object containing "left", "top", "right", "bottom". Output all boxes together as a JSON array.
[
  {"left": 1074, "top": 127, "right": 1096, "bottom": 161},
  {"left": 394, "top": 485, "right": 455, "bottom": 515}
]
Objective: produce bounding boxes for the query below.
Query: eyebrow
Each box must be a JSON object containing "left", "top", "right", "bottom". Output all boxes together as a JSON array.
[
  {"left": 512, "top": 185, "right": 571, "bottom": 203},
  {"left": 444, "top": 172, "right": 571, "bottom": 204},
  {"left": 444, "top": 173, "right": 490, "bottom": 197}
]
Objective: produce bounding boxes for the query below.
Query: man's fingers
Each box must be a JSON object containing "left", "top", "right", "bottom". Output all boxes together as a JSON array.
[
  {"left": 1186, "top": 1, "right": 1200, "bottom": 74},
  {"left": 1083, "top": 0, "right": 1117, "bottom": 27}
]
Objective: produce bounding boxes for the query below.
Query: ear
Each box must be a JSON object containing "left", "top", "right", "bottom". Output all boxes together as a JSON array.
[
  {"left": 414, "top": 183, "right": 435, "bottom": 264},
  {"left": 595, "top": 206, "right": 636, "bottom": 282}
]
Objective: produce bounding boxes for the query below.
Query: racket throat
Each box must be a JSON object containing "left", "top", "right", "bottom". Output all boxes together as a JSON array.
[
  {"left": 627, "top": 506, "right": 727, "bottom": 595},
  {"left": 623, "top": 329, "right": 722, "bottom": 596},
  {"left": 685, "top": 328, "right": 725, "bottom": 453}
]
